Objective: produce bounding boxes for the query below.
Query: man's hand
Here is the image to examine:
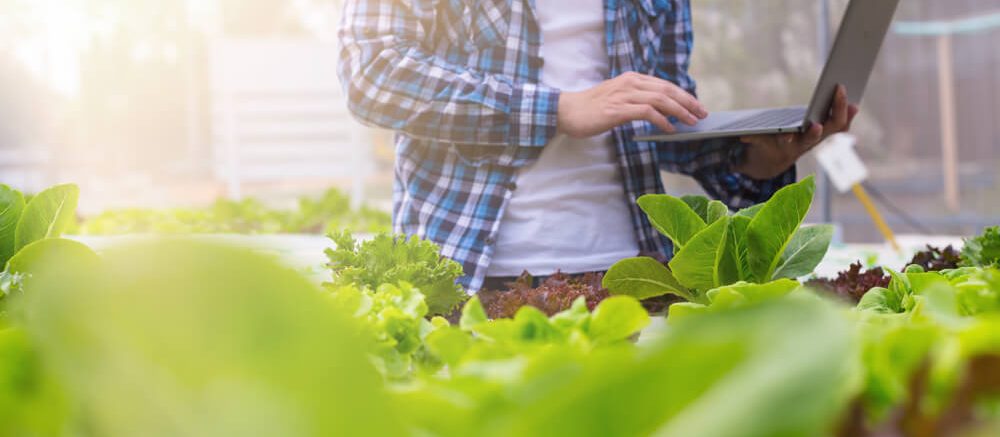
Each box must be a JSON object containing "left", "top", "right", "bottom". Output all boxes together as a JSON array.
[
  {"left": 734, "top": 84, "right": 859, "bottom": 180},
  {"left": 557, "top": 72, "right": 709, "bottom": 138}
]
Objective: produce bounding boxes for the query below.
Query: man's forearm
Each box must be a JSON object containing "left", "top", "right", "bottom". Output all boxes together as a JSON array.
[{"left": 337, "top": 1, "right": 559, "bottom": 149}]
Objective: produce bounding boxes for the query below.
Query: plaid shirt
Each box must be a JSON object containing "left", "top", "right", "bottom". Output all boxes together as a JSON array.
[{"left": 338, "top": 0, "right": 795, "bottom": 292}]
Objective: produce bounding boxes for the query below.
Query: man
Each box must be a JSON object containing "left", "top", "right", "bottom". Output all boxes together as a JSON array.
[{"left": 337, "top": 0, "right": 858, "bottom": 293}]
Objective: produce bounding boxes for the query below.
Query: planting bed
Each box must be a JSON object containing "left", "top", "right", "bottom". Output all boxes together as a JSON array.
[{"left": 2, "top": 179, "right": 1000, "bottom": 437}]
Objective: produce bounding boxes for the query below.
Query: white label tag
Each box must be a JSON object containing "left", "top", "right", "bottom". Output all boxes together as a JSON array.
[{"left": 814, "top": 133, "right": 869, "bottom": 193}]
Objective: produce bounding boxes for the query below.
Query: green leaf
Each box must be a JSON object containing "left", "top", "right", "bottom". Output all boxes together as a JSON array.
[
  {"left": 717, "top": 215, "right": 751, "bottom": 285},
  {"left": 679, "top": 197, "right": 731, "bottom": 226},
  {"left": 961, "top": 226, "right": 1000, "bottom": 268},
  {"left": 735, "top": 203, "right": 765, "bottom": 219},
  {"left": 705, "top": 280, "right": 801, "bottom": 305},
  {"left": 706, "top": 201, "right": 730, "bottom": 225},
  {"left": 665, "top": 302, "right": 711, "bottom": 323},
  {"left": 425, "top": 326, "right": 472, "bottom": 366},
  {"left": 587, "top": 297, "right": 650, "bottom": 345},
  {"left": 745, "top": 177, "right": 815, "bottom": 282},
  {"left": 638, "top": 194, "right": 706, "bottom": 251},
  {"left": 858, "top": 287, "right": 894, "bottom": 313},
  {"left": 668, "top": 280, "right": 801, "bottom": 325},
  {"left": 603, "top": 257, "right": 692, "bottom": 301},
  {"left": 680, "top": 196, "right": 710, "bottom": 221},
  {"left": 0, "top": 185, "right": 25, "bottom": 268},
  {"left": 22, "top": 239, "right": 404, "bottom": 435},
  {"left": 6, "top": 239, "right": 99, "bottom": 276},
  {"left": 460, "top": 297, "right": 488, "bottom": 330},
  {"left": 669, "top": 216, "right": 731, "bottom": 294},
  {"left": 326, "top": 232, "right": 467, "bottom": 316},
  {"left": 772, "top": 225, "right": 834, "bottom": 280},
  {"left": 13, "top": 184, "right": 79, "bottom": 253}
]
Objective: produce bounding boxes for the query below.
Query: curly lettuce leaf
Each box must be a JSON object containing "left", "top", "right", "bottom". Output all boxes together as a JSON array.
[
  {"left": 326, "top": 232, "right": 467, "bottom": 316},
  {"left": 962, "top": 226, "right": 1000, "bottom": 268}
]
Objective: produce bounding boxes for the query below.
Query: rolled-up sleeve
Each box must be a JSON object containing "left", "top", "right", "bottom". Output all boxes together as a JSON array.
[{"left": 337, "top": 0, "right": 560, "bottom": 148}]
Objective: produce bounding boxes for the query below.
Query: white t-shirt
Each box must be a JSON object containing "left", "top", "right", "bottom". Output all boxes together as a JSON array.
[{"left": 487, "top": 0, "right": 639, "bottom": 277}]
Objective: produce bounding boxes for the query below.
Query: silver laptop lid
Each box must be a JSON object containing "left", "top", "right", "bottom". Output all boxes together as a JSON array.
[{"left": 804, "top": 0, "right": 901, "bottom": 125}]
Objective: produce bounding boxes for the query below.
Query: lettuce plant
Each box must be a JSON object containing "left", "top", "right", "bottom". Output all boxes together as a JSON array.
[
  {"left": 1, "top": 184, "right": 90, "bottom": 310},
  {"left": 603, "top": 176, "right": 833, "bottom": 304},
  {"left": 961, "top": 226, "right": 1000, "bottom": 268},
  {"left": 325, "top": 232, "right": 467, "bottom": 316}
]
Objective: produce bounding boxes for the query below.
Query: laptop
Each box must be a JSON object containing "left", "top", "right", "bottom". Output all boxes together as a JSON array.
[{"left": 636, "top": 0, "right": 901, "bottom": 143}]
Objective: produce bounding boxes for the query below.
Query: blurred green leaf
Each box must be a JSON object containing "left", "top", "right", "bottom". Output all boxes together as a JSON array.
[
  {"left": 14, "top": 184, "right": 78, "bottom": 253},
  {"left": 23, "top": 239, "right": 404, "bottom": 436},
  {"left": 0, "top": 184, "right": 25, "bottom": 268},
  {"left": 587, "top": 297, "right": 650, "bottom": 345}
]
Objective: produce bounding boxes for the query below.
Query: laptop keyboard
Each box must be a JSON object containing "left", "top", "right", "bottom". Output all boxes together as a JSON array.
[{"left": 716, "top": 107, "right": 806, "bottom": 131}]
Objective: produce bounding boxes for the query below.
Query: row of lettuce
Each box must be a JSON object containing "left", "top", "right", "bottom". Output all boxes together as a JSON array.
[
  {"left": 2, "top": 180, "right": 1000, "bottom": 436},
  {"left": 73, "top": 186, "right": 391, "bottom": 235}
]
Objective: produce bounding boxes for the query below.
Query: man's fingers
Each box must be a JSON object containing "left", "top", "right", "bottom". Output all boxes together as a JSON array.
[
  {"left": 825, "top": 85, "right": 850, "bottom": 132},
  {"left": 801, "top": 122, "right": 824, "bottom": 146},
  {"left": 625, "top": 104, "right": 676, "bottom": 133},
  {"left": 631, "top": 91, "right": 699, "bottom": 126},
  {"left": 846, "top": 104, "right": 860, "bottom": 130},
  {"left": 636, "top": 75, "right": 708, "bottom": 119}
]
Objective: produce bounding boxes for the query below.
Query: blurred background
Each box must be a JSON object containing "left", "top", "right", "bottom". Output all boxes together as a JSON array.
[{"left": 0, "top": 0, "right": 997, "bottom": 241}]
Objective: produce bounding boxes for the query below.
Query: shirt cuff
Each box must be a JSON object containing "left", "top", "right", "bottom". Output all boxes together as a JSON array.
[{"left": 509, "top": 82, "right": 561, "bottom": 148}]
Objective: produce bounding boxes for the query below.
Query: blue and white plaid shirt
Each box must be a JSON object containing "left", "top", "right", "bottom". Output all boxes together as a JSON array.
[{"left": 338, "top": 0, "right": 796, "bottom": 292}]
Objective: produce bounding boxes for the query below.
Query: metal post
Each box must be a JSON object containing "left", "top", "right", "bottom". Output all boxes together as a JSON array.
[
  {"left": 817, "top": 0, "right": 834, "bottom": 224},
  {"left": 936, "top": 34, "right": 961, "bottom": 212}
]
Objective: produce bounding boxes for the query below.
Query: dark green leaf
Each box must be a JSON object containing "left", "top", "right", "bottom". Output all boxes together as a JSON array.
[
  {"left": 745, "top": 177, "right": 815, "bottom": 281},
  {"left": 681, "top": 196, "right": 710, "bottom": 222},
  {"left": 772, "top": 225, "right": 834, "bottom": 280}
]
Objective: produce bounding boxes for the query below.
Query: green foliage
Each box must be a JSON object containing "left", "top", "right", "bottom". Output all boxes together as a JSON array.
[
  {"left": 325, "top": 232, "right": 467, "bottom": 316},
  {"left": 962, "top": 226, "right": 1000, "bottom": 268},
  {"left": 855, "top": 267, "right": 1000, "bottom": 318},
  {"left": 397, "top": 296, "right": 855, "bottom": 437},
  {"left": 4, "top": 181, "right": 1000, "bottom": 436},
  {"left": 1, "top": 183, "right": 79, "bottom": 269},
  {"left": 0, "top": 185, "right": 25, "bottom": 267},
  {"left": 668, "top": 279, "right": 803, "bottom": 324},
  {"left": 605, "top": 177, "right": 833, "bottom": 302},
  {"left": 0, "top": 184, "right": 89, "bottom": 322},
  {"left": 601, "top": 257, "right": 691, "bottom": 301},
  {"left": 1, "top": 239, "right": 99, "bottom": 313},
  {"left": 76, "top": 187, "right": 391, "bottom": 236},
  {"left": 19, "top": 239, "right": 404, "bottom": 436},
  {"left": 13, "top": 184, "right": 79, "bottom": 253},
  {"left": 327, "top": 282, "right": 449, "bottom": 379},
  {"left": 0, "top": 326, "right": 69, "bottom": 436}
]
